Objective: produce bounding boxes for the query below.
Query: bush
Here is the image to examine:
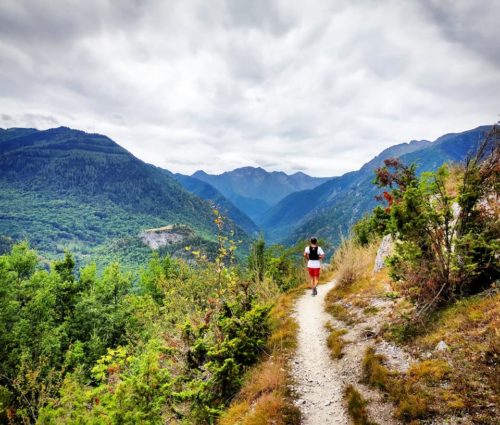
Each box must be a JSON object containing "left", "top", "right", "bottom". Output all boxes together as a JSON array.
[{"left": 368, "top": 126, "right": 500, "bottom": 316}]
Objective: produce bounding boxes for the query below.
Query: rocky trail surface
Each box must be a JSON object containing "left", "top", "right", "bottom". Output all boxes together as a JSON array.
[
  {"left": 290, "top": 280, "right": 349, "bottom": 424},
  {"left": 290, "top": 279, "right": 402, "bottom": 424}
]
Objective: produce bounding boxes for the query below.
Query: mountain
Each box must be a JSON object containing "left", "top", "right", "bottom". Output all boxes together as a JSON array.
[
  {"left": 173, "top": 174, "right": 259, "bottom": 235},
  {"left": 262, "top": 126, "right": 490, "bottom": 245},
  {"left": 0, "top": 126, "right": 246, "bottom": 266},
  {"left": 191, "top": 167, "right": 331, "bottom": 223}
]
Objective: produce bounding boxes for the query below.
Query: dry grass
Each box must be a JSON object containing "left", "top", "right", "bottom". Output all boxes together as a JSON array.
[
  {"left": 325, "top": 302, "right": 357, "bottom": 324},
  {"left": 218, "top": 287, "right": 304, "bottom": 425},
  {"left": 239, "top": 358, "right": 286, "bottom": 402},
  {"left": 410, "top": 292, "right": 500, "bottom": 423},
  {"left": 325, "top": 323, "right": 348, "bottom": 359},
  {"left": 220, "top": 391, "right": 301, "bottom": 425},
  {"left": 361, "top": 346, "right": 391, "bottom": 391},
  {"left": 267, "top": 286, "right": 305, "bottom": 352},
  {"left": 325, "top": 243, "right": 389, "bottom": 326},
  {"left": 327, "top": 238, "right": 389, "bottom": 308},
  {"left": 380, "top": 293, "right": 499, "bottom": 422},
  {"left": 361, "top": 346, "right": 429, "bottom": 421},
  {"left": 344, "top": 385, "right": 379, "bottom": 425},
  {"left": 331, "top": 239, "right": 378, "bottom": 287},
  {"left": 328, "top": 235, "right": 499, "bottom": 424}
]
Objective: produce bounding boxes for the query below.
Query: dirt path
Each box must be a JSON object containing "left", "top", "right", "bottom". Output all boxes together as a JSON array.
[
  {"left": 290, "top": 280, "right": 349, "bottom": 424},
  {"left": 290, "top": 279, "right": 403, "bottom": 425}
]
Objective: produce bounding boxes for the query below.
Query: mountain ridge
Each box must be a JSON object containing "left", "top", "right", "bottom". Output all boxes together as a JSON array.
[
  {"left": 0, "top": 126, "right": 248, "bottom": 265},
  {"left": 190, "top": 166, "right": 332, "bottom": 223},
  {"left": 261, "top": 125, "right": 491, "bottom": 244}
]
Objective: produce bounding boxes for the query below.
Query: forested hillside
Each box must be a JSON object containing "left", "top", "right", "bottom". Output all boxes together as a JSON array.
[
  {"left": 262, "top": 126, "right": 491, "bottom": 245},
  {"left": 0, "top": 216, "right": 305, "bottom": 424},
  {"left": 173, "top": 173, "right": 259, "bottom": 235},
  {"left": 0, "top": 127, "right": 248, "bottom": 266}
]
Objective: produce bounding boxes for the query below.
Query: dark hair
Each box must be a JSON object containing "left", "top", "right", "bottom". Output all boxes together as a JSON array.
[{"left": 310, "top": 237, "right": 317, "bottom": 244}]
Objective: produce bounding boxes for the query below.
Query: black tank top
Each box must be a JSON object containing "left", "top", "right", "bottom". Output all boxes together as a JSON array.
[{"left": 309, "top": 246, "right": 319, "bottom": 260}]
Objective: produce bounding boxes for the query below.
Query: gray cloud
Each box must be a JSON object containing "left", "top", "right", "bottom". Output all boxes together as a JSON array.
[{"left": 0, "top": 0, "right": 499, "bottom": 177}]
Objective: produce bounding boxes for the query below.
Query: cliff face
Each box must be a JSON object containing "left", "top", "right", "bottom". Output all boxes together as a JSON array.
[{"left": 140, "top": 225, "right": 193, "bottom": 250}]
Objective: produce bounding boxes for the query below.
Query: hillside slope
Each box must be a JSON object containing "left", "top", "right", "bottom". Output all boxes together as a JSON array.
[
  {"left": 173, "top": 174, "right": 259, "bottom": 235},
  {"left": 0, "top": 127, "right": 245, "bottom": 264},
  {"left": 262, "top": 126, "right": 489, "bottom": 244}
]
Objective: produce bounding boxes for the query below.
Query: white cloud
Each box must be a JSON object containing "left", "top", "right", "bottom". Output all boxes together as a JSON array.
[{"left": 0, "top": 0, "right": 499, "bottom": 176}]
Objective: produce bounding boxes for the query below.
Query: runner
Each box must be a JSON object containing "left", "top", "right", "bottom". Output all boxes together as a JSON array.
[{"left": 304, "top": 237, "right": 324, "bottom": 296}]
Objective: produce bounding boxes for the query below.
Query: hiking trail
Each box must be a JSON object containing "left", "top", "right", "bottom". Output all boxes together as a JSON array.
[
  {"left": 290, "top": 280, "right": 349, "bottom": 424},
  {"left": 290, "top": 279, "right": 400, "bottom": 425}
]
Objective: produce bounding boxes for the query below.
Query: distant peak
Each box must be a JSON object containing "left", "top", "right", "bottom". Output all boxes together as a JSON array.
[
  {"left": 234, "top": 166, "right": 266, "bottom": 172},
  {"left": 192, "top": 170, "right": 209, "bottom": 177}
]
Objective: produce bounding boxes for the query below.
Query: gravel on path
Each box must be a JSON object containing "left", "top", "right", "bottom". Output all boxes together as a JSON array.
[{"left": 290, "top": 280, "right": 349, "bottom": 425}]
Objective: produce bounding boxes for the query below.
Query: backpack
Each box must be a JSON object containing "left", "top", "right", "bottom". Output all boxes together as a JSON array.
[{"left": 309, "top": 246, "right": 319, "bottom": 260}]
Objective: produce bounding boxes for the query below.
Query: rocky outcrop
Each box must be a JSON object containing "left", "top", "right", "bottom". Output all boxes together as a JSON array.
[
  {"left": 373, "top": 234, "right": 394, "bottom": 273},
  {"left": 140, "top": 225, "right": 192, "bottom": 250}
]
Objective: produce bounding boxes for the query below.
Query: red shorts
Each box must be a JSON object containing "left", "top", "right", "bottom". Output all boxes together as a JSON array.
[{"left": 308, "top": 267, "right": 320, "bottom": 278}]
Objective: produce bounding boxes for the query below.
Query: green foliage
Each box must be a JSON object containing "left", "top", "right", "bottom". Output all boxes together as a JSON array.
[
  {"left": 0, "top": 210, "right": 302, "bottom": 424},
  {"left": 181, "top": 304, "right": 271, "bottom": 421},
  {"left": 0, "top": 127, "right": 253, "bottom": 270},
  {"left": 248, "top": 235, "right": 266, "bottom": 283},
  {"left": 362, "top": 128, "right": 499, "bottom": 316},
  {"left": 353, "top": 207, "right": 390, "bottom": 246}
]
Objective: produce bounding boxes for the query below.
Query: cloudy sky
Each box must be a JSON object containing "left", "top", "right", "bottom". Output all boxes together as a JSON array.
[{"left": 1, "top": 0, "right": 499, "bottom": 176}]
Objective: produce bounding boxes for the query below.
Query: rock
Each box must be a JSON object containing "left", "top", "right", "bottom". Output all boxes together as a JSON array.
[
  {"left": 324, "top": 400, "right": 332, "bottom": 406},
  {"left": 140, "top": 225, "right": 190, "bottom": 250},
  {"left": 373, "top": 234, "right": 394, "bottom": 273},
  {"left": 435, "top": 340, "right": 449, "bottom": 352}
]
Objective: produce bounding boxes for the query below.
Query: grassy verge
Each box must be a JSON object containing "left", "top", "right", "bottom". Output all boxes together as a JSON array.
[
  {"left": 325, "top": 323, "right": 348, "bottom": 359},
  {"left": 344, "top": 385, "right": 379, "bottom": 425},
  {"left": 363, "top": 290, "right": 499, "bottom": 424},
  {"left": 218, "top": 285, "right": 306, "bottom": 425},
  {"left": 362, "top": 345, "right": 455, "bottom": 421},
  {"left": 328, "top": 238, "right": 499, "bottom": 424}
]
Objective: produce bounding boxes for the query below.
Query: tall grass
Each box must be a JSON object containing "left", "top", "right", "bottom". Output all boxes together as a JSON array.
[{"left": 331, "top": 238, "right": 378, "bottom": 287}]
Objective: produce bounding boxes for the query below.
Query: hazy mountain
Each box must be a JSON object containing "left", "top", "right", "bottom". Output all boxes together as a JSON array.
[
  {"left": 191, "top": 167, "right": 331, "bottom": 223},
  {"left": 0, "top": 127, "right": 247, "bottom": 265},
  {"left": 262, "top": 126, "right": 490, "bottom": 245},
  {"left": 173, "top": 174, "right": 259, "bottom": 235}
]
